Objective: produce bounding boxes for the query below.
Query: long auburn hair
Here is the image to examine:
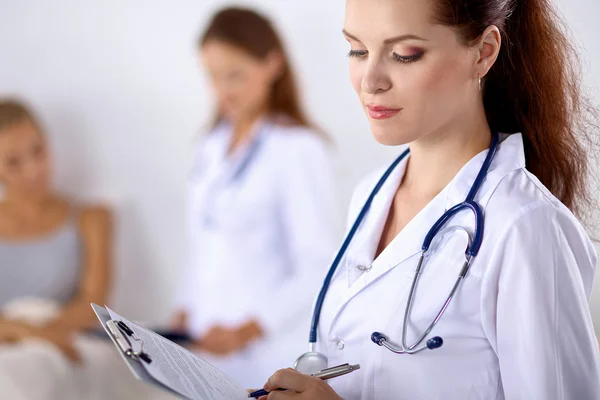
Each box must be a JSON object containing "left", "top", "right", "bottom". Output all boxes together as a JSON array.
[
  {"left": 200, "top": 7, "right": 312, "bottom": 130},
  {"left": 433, "top": 0, "right": 598, "bottom": 218}
]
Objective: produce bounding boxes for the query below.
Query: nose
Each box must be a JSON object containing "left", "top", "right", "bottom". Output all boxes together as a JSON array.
[
  {"left": 22, "top": 158, "right": 45, "bottom": 184},
  {"left": 211, "top": 78, "right": 229, "bottom": 100},
  {"left": 361, "top": 58, "right": 392, "bottom": 95}
]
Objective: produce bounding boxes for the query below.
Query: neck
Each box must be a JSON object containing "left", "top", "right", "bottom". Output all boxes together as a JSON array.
[
  {"left": 402, "top": 106, "right": 492, "bottom": 199},
  {"left": 229, "top": 106, "right": 269, "bottom": 154},
  {"left": 3, "top": 191, "right": 52, "bottom": 223}
]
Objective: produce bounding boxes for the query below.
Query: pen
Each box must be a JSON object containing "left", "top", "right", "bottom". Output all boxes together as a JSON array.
[{"left": 248, "top": 363, "right": 360, "bottom": 398}]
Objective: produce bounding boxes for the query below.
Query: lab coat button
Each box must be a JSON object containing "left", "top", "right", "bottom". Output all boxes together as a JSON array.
[{"left": 336, "top": 339, "right": 345, "bottom": 350}]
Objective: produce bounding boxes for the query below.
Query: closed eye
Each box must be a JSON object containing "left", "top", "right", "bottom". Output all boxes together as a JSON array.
[
  {"left": 348, "top": 50, "right": 368, "bottom": 59},
  {"left": 392, "top": 51, "right": 424, "bottom": 64}
]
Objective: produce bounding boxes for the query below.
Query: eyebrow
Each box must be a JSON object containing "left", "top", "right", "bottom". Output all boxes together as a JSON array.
[{"left": 342, "top": 29, "right": 428, "bottom": 44}]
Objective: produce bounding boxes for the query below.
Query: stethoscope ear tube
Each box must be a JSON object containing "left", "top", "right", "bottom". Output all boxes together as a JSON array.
[{"left": 422, "top": 200, "right": 484, "bottom": 257}]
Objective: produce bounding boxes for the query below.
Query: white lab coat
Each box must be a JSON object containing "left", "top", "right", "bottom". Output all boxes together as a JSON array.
[
  {"left": 317, "top": 133, "right": 600, "bottom": 400},
  {"left": 176, "top": 119, "right": 336, "bottom": 388}
]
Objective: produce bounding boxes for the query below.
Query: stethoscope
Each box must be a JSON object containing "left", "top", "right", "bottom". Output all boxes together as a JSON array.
[
  {"left": 294, "top": 132, "right": 500, "bottom": 374},
  {"left": 198, "top": 122, "right": 270, "bottom": 228}
]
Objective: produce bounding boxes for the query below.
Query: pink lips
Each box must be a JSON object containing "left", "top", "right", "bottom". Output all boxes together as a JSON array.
[{"left": 366, "top": 104, "right": 402, "bottom": 120}]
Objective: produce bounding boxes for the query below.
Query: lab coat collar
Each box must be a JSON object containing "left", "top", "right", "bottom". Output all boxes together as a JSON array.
[
  {"left": 443, "top": 132, "right": 526, "bottom": 209},
  {"left": 342, "top": 170, "right": 451, "bottom": 300},
  {"left": 188, "top": 123, "right": 228, "bottom": 182},
  {"left": 207, "top": 118, "right": 273, "bottom": 184},
  {"left": 331, "top": 133, "right": 527, "bottom": 325},
  {"left": 343, "top": 155, "right": 409, "bottom": 287}
]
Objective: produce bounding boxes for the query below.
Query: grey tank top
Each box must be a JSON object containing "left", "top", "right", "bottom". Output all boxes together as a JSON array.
[{"left": 0, "top": 220, "right": 82, "bottom": 308}]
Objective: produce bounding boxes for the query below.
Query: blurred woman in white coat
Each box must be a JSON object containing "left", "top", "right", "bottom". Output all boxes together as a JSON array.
[
  {"left": 169, "top": 7, "right": 336, "bottom": 388},
  {"left": 259, "top": 0, "right": 600, "bottom": 399}
]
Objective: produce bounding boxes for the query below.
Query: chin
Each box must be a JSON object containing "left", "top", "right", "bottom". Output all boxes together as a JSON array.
[
  {"left": 27, "top": 186, "right": 51, "bottom": 201},
  {"left": 369, "top": 122, "right": 420, "bottom": 147},
  {"left": 222, "top": 110, "right": 237, "bottom": 121}
]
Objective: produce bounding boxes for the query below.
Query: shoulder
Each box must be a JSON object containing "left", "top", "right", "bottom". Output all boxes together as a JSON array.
[
  {"left": 477, "top": 132, "right": 585, "bottom": 240},
  {"left": 484, "top": 168, "right": 583, "bottom": 236},
  {"left": 261, "top": 124, "right": 333, "bottom": 177},
  {"left": 264, "top": 124, "right": 330, "bottom": 157},
  {"left": 79, "top": 204, "right": 112, "bottom": 232},
  {"left": 480, "top": 168, "right": 596, "bottom": 286}
]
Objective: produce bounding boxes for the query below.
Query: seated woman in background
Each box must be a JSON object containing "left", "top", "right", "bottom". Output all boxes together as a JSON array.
[
  {"left": 0, "top": 100, "right": 161, "bottom": 400},
  {"left": 169, "top": 7, "right": 337, "bottom": 388}
]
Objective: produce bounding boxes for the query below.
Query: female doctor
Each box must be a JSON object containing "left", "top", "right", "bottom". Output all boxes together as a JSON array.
[
  {"left": 260, "top": 0, "right": 600, "bottom": 399},
  {"left": 170, "top": 7, "right": 336, "bottom": 389}
]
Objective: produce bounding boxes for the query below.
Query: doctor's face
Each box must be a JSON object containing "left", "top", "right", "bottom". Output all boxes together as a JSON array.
[
  {"left": 344, "top": 0, "right": 479, "bottom": 146},
  {"left": 201, "top": 40, "right": 278, "bottom": 123}
]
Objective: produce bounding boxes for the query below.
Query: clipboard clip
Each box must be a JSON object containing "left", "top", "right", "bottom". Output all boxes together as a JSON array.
[{"left": 106, "top": 320, "right": 152, "bottom": 364}]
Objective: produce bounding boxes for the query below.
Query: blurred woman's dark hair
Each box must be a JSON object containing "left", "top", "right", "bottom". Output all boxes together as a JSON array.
[{"left": 200, "top": 7, "right": 312, "bottom": 129}]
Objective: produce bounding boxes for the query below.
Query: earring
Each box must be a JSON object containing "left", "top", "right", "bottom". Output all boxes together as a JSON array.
[{"left": 478, "top": 75, "right": 482, "bottom": 92}]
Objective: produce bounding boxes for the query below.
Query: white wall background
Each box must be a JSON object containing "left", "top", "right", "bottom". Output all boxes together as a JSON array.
[{"left": 0, "top": 0, "right": 599, "bottom": 328}]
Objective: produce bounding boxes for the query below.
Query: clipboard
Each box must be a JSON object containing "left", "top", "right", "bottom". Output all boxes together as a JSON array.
[
  {"left": 91, "top": 303, "right": 250, "bottom": 400},
  {"left": 91, "top": 303, "right": 187, "bottom": 399}
]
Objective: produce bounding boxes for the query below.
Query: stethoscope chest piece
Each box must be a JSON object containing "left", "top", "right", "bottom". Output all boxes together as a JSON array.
[{"left": 293, "top": 350, "right": 328, "bottom": 375}]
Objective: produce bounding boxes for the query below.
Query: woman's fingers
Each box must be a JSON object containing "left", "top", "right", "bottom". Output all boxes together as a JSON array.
[
  {"left": 169, "top": 310, "right": 188, "bottom": 331},
  {"left": 261, "top": 369, "right": 343, "bottom": 400},
  {"left": 264, "top": 368, "right": 312, "bottom": 392},
  {"left": 43, "top": 328, "right": 82, "bottom": 363},
  {"left": 58, "top": 340, "right": 82, "bottom": 363},
  {"left": 266, "top": 391, "right": 301, "bottom": 400}
]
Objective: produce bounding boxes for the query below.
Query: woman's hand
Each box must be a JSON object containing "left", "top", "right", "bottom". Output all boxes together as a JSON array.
[
  {"left": 0, "top": 319, "right": 32, "bottom": 342},
  {"left": 0, "top": 321, "right": 81, "bottom": 363},
  {"left": 33, "top": 326, "right": 81, "bottom": 363},
  {"left": 196, "top": 320, "right": 263, "bottom": 355},
  {"left": 258, "top": 368, "right": 343, "bottom": 400},
  {"left": 169, "top": 309, "right": 189, "bottom": 332}
]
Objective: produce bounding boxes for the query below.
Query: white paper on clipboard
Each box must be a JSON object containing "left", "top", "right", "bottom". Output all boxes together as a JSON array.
[{"left": 91, "top": 303, "right": 249, "bottom": 400}]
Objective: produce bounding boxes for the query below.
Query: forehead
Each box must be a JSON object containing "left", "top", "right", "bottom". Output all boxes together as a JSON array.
[
  {"left": 0, "top": 120, "right": 41, "bottom": 152},
  {"left": 344, "top": 0, "right": 438, "bottom": 41},
  {"left": 201, "top": 40, "right": 260, "bottom": 68}
]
